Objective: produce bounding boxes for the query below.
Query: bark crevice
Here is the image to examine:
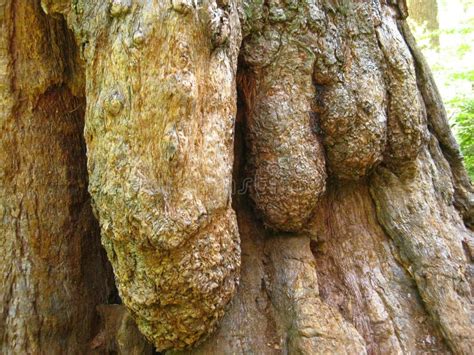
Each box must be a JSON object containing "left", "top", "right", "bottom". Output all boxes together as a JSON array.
[
  {"left": 0, "top": 2, "right": 116, "bottom": 352},
  {"left": 1, "top": 1, "right": 472, "bottom": 354}
]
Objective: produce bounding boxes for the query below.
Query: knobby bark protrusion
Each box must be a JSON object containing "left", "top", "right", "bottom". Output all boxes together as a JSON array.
[
  {"left": 239, "top": 1, "right": 327, "bottom": 232},
  {"left": 238, "top": 1, "right": 426, "bottom": 233},
  {"left": 45, "top": 0, "right": 243, "bottom": 351},
  {"left": 1, "top": 0, "right": 473, "bottom": 354}
]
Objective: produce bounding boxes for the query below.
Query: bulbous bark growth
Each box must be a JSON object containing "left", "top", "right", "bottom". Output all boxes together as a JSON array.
[
  {"left": 45, "top": 0, "right": 243, "bottom": 351},
  {"left": 192, "top": 1, "right": 473, "bottom": 353},
  {"left": 1, "top": 0, "right": 473, "bottom": 354},
  {"left": 239, "top": 0, "right": 425, "bottom": 232},
  {"left": 239, "top": 3, "right": 327, "bottom": 232}
]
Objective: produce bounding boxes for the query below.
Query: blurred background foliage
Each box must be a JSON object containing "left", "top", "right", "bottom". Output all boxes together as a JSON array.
[{"left": 408, "top": 0, "right": 474, "bottom": 179}]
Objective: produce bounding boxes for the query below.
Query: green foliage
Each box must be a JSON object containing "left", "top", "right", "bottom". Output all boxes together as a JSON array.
[
  {"left": 450, "top": 70, "right": 474, "bottom": 82},
  {"left": 409, "top": 1, "right": 474, "bottom": 181},
  {"left": 450, "top": 97, "right": 474, "bottom": 179}
]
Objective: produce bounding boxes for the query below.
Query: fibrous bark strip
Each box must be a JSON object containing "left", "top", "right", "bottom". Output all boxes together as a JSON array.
[{"left": 0, "top": 1, "right": 112, "bottom": 353}]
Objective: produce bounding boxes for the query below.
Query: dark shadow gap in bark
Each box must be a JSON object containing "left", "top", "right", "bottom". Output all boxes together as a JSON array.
[
  {"left": 234, "top": 52, "right": 283, "bottom": 340},
  {"left": 1, "top": 2, "right": 120, "bottom": 351},
  {"left": 50, "top": 12, "right": 121, "bottom": 319},
  {"left": 49, "top": 11, "right": 147, "bottom": 353}
]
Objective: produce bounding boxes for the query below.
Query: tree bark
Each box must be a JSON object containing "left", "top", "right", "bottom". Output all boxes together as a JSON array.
[
  {"left": 1, "top": 0, "right": 473, "bottom": 354},
  {"left": 0, "top": 1, "right": 114, "bottom": 353}
]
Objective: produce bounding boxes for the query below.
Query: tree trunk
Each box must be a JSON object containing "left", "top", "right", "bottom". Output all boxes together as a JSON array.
[
  {"left": 0, "top": 1, "right": 116, "bottom": 353},
  {"left": 1, "top": 0, "right": 473, "bottom": 354}
]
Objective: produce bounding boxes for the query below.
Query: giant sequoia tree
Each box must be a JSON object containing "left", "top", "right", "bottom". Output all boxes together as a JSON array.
[{"left": 1, "top": 0, "right": 473, "bottom": 354}]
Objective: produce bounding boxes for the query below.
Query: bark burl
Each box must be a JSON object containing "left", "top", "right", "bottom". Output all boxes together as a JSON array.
[{"left": 1, "top": 0, "right": 473, "bottom": 354}]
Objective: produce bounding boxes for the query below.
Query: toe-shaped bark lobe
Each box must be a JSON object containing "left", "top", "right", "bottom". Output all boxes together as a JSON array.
[
  {"left": 240, "top": 1, "right": 327, "bottom": 232},
  {"left": 313, "top": 2, "right": 388, "bottom": 180},
  {"left": 62, "top": 0, "right": 242, "bottom": 351},
  {"left": 313, "top": 2, "right": 425, "bottom": 178},
  {"left": 240, "top": 1, "right": 427, "bottom": 232},
  {"left": 376, "top": 9, "right": 425, "bottom": 167}
]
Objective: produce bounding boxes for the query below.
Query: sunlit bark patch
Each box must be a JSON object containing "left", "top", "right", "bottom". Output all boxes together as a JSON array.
[{"left": 57, "top": 0, "right": 242, "bottom": 350}]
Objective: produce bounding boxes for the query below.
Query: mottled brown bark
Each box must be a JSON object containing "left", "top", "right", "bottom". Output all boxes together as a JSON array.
[
  {"left": 0, "top": 1, "right": 113, "bottom": 353},
  {"left": 90, "top": 304, "right": 153, "bottom": 354},
  {"left": 310, "top": 181, "right": 450, "bottom": 354},
  {"left": 400, "top": 20, "right": 474, "bottom": 228},
  {"left": 52, "top": 0, "right": 242, "bottom": 351},
  {"left": 1, "top": 0, "right": 473, "bottom": 354},
  {"left": 188, "top": 1, "right": 473, "bottom": 353}
]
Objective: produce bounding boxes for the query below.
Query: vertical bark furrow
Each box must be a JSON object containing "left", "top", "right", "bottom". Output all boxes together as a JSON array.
[
  {"left": 399, "top": 21, "right": 474, "bottom": 228},
  {"left": 264, "top": 236, "right": 367, "bottom": 354},
  {"left": 309, "top": 182, "right": 450, "bottom": 354},
  {"left": 370, "top": 142, "right": 473, "bottom": 354},
  {"left": 0, "top": 2, "right": 111, "bottom": 353}
]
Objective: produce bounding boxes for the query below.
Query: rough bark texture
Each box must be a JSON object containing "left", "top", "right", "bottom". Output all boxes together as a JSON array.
[
  {"left": 43, "top": 0, "right": 242, "bottom": 351},
  {"left": 90, "top": 304, "right": 153, "bottom": 354},
  {"left": 239, "top": 1, "right": 327, "bottom": 232},
  {"left": 0, "top": 1, "right": 113, "bottom": 353},
  {"left": 1, "top": 0, "right": 473, "bottom": 354},
  {"left": 187, "top": 1, "right": 473, "bottom": 353},
  {"left": 310, "top": 181, "right": 450, "bottom": 354}
]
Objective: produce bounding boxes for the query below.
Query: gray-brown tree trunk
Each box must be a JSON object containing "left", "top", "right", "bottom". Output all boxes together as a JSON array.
[{"left": 1, "top": 1, "right": 472, "bottom": 354}]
